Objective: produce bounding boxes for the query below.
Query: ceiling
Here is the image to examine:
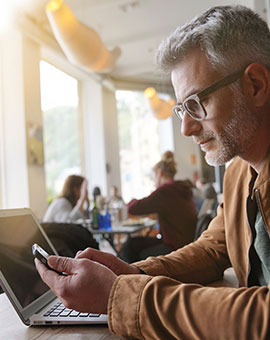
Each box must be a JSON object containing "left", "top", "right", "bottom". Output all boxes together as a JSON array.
[{"left": 21, "top": 0, "right": 256, "bottom": 87}]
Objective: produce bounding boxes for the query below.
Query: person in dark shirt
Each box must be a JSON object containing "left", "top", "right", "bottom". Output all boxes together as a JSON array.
[{"left": 119, "top": 151, "right": 197, "bottom": 262}]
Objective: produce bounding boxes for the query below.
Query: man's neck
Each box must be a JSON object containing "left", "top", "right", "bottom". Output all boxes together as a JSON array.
[{"left": 242, "top": 133, "right": 270, "bottom": 173}]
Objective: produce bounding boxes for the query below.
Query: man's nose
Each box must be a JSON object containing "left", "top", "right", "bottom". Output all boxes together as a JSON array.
[{"left": 180, "top": 111, "right": 202, "bottom": 137}]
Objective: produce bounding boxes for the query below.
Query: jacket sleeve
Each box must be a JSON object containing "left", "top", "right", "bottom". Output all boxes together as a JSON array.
[
  {"left": 127, "top": 189, "right": 164, "bottom": 215},
  {"left": 108, "top": 274, "right": 270, "bottom": 340}
]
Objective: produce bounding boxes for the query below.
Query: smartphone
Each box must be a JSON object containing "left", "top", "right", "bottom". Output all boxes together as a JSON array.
[{"left": 32, "top": 243, "right": 64, "bottom": 275}]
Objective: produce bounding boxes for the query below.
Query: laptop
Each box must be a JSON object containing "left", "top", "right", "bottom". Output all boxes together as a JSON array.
[{"left": 0, "top": 208, "right": 108, "bottom": 325}]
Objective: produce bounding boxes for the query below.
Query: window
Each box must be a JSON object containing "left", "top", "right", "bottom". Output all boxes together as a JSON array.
[
  {"left": 40, "top": 61, "right": 81, "bottom": 202},
  {"left": 116, "top": 90, "right": 172, "bottom": 202}
]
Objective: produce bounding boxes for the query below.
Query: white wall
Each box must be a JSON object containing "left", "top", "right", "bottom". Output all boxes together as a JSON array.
[
  {"left": 102, "top": 86, "right": 122, "bottom": 193},
  {"left": 22, "top": 37, "right": 47, "bottom": 217},
  {"left": 0, "top": 31, "right": 47, "bottom": 218},
  {"left": 0, "top": 30, "right": 29, "bottom": 209},
  {"left": 80, "top": 78, "right": 108, "bottom": 197},
  {"left": 80, "top": 79, "right": 122, "bottom": 198}
]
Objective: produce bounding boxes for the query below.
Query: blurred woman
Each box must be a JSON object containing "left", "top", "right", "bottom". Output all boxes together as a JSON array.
[
  {"left": 119, "top": 151, "right": 197, "bottom": 263},
  {"left": 43, "top": 175, "right": 90, "bottom": 223}
]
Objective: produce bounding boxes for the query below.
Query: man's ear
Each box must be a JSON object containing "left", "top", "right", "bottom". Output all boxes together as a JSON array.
[{"left": 243, "top": 63, "right": 269, "bottom": 107}]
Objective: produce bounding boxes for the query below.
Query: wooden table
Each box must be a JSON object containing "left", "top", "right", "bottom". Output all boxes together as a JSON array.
[{"left": 0, "top": 293, "right": 124, "bottom": 340}]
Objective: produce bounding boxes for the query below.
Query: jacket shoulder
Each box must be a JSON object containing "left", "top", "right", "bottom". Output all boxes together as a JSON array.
[{"left": 225, "top": 157, "right": 249, "bottom": 173}]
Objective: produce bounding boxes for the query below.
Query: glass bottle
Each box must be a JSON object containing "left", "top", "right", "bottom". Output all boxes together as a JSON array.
[{"left": 91, "top": 199, "right": 99, "bottom": 230}]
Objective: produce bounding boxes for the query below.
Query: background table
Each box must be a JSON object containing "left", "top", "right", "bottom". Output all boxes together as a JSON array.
[{"left": 87, "top": 219, "right": 157, "bottom": 255}]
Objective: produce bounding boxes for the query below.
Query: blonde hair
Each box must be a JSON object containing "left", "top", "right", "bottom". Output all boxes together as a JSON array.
[{"left": 153, "top": 151, "right": 177, "bottom": 178}]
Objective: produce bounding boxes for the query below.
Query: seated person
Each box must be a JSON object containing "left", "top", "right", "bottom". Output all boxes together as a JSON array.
[
  {"left": 119, "top": 151, "right": 197, "bottom": 263},
  {"left": 107, "top": 185, "right": 124, "bottom": 209},
  {"left": 43, "top": 175, "right": 90, "bottom": 223},
  {"left": 107, "top": 185, "right": 125, "bottom": 222}
]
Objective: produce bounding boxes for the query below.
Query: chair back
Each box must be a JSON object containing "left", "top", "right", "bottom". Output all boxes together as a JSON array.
[
  {"left": 194, "top": 211, "right": 216, "bottom": 241},
  {"left": 197, "top": 198, "right": 217, "bottom": 218},
  {"left": 41, "top": 223, "right": 99, "bottom": 257}
]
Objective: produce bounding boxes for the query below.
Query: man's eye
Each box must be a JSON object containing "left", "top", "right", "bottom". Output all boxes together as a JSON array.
[{"left": 185, "top": 99, "right": 200, "bottom": 113}]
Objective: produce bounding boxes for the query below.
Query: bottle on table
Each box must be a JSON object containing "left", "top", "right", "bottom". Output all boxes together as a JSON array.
[
  {"left": 98, "top": 204, "right": 111, "bottom": 230},
  {"left": 91, "top": 199, "right": 99, "bottom": 230}
]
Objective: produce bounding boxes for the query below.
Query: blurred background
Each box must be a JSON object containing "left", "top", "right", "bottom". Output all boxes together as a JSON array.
[{"left": 0, "top": 0, "right": 267, "bottom": 219}]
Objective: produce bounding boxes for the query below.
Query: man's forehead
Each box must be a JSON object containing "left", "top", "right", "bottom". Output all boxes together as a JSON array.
[{"left": 171, "top": 50, "right": 215, "bottom": 102}]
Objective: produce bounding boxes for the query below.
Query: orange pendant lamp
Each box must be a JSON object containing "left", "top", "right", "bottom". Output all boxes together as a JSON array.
[
  {"left": 144, "top": 87, "right": 174, "bottom": 120},
  {"left": 46, "top": 0, "right": 121, "bottom": 73}
]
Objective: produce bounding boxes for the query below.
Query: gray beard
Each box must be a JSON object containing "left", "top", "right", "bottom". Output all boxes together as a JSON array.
[{"left": 205, "top": 93, "right": 259, "bottom": 166}]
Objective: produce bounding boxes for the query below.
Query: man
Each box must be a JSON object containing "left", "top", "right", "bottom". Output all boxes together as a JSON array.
[{"left": 36, "top": 5, "right": 270, "bottom": 339}]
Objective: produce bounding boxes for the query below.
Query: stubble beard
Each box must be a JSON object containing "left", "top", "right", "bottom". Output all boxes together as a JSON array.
[{"left": 204, "top": 93, "right": 260, "bottom": 166}]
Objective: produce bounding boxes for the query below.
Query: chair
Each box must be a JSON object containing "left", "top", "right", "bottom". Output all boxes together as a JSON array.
[
  {"left": 197, "top": 198, "right": 217, "bottom": 218},
  {"left": 41, "top": 223, "right": 99, "bottom": 257},
  {"left": 194, "top": 210, "right": 216, "bottom": 241}
]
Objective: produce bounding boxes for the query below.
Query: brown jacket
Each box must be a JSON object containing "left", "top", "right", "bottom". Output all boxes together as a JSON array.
[{"left": 108, "top": 153, "right": 270, "bottom": 340}]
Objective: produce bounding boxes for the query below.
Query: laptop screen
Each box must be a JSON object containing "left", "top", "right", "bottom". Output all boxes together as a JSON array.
[{"left": 0, "top": 212, "right": 56, "bottom": 308}]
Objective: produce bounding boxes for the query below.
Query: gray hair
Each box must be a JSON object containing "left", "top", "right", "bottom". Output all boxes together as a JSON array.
[{"left": 156, "top": 5, "right": 270, "bottom": 74}]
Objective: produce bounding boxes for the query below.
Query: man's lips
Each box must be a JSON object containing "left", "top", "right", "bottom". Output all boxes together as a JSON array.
[
  {"left": 194, "top": 138, "right": 211, "bottom": 145},
  {"left": 194, "top": 137, "right": 214, "bottom": 149},
  {"left": 199, "top": 139, "right": 212, "bottom": 145}
]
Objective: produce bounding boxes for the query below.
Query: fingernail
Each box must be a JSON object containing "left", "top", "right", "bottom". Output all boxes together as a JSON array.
[{"left": 48, "top": 255, "right": 57, "bottom": 266}]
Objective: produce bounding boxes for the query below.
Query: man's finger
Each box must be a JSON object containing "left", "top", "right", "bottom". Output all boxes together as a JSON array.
[
  {"left": 48, "top": 256, "right": 79, "bottom": 274},
  {"left": 75, "top": 247, "right": 98, "bottom": 260},
  {"left": 75, "top": 248, "right": 117, "bottom": 270},
  {"left": 75, "top": 250, "right": 82, "bottom": 258}
]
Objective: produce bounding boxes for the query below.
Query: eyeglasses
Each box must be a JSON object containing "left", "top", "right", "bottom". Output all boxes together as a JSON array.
[{"left": 172, "top": 68, "right": 246, "bottom": 122}]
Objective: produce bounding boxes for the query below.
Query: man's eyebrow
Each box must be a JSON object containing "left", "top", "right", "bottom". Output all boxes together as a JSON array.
[{"left": 176, "top": 87, "right": 200, "bottom": 105}]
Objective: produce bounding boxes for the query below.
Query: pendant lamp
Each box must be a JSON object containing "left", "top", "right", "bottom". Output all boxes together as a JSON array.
[
  {"left": 46, "top": 0, "right": 121, "bottom": 73},
  {"left": 144, "top": 87, "right": 174, "bottom": 120}
]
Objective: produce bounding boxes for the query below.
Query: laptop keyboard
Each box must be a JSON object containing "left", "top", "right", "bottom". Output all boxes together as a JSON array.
[{"left": 43, "top": 301, "right": 100, "bottom": 318}]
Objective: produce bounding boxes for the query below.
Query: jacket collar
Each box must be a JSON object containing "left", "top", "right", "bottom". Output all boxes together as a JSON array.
[{"left": 253, "top": 146, "right": 270, "bottom": 191}]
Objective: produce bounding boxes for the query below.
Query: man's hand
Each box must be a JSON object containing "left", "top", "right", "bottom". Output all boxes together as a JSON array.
[
  {"left": 75, "top": 248, "right": 140, "bottom": 276},
  {"left": 35, "top": 256, "right": 116, "bottom": 314}
]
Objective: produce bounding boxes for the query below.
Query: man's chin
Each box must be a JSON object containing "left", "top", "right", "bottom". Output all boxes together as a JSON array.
[{"left": 204, "top": 152, "right": 229, "bottom": 167}]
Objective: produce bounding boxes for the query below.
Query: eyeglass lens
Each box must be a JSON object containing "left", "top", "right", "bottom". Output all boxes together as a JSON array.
[{"left": 184, "top": 98, "right": 204, "bottom": 119}]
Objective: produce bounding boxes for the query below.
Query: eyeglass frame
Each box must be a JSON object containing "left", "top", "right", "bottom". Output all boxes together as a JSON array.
[{"left": 172, "top": 67, "right": 246, "bottom": 122}]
